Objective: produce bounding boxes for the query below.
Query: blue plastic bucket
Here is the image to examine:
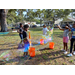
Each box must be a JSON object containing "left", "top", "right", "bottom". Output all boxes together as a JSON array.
[{"left": 0, "top": 32, "right": 9, "bottom": 35}]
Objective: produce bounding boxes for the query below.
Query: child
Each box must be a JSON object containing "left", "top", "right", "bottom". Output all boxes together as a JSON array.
[
  {"left": 43, "top": 25, "right": 49, "bottom": 35},
  {"left": 17, "top": 23, "right": 23, "bottom": 40},
  {"left": 67, "top": 24, "right": 75, "bottom": 56},
  {"left": 23, "top": 24, "right": 30, "bottom": 57},
  {"left": 57, "top": 24, "right": 71, "bottom": 54}
]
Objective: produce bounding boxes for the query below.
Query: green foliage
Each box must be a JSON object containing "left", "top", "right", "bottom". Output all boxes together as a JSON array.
[
  {"left": 6, "top": 9, "right": 26, "bottom": 24},
  {"left": 6, "top": 9, "right": 73, "bottom": 25},
  {"left": 44, "top": 9, "right": 72, "bottom": 22}
]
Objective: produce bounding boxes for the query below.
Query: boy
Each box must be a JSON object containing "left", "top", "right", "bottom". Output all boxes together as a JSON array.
[
  {"left": 17, "top": 23, "right": 23, "bottom": 40},
  {"left": 23, "top": 24, "right": 30, "bottom": 57},
  {"left": 43, "top": 25, "right": 49, "bottom": 35},
  {"left": 67, "top": 24, "right": 75, "bottom": 56}
]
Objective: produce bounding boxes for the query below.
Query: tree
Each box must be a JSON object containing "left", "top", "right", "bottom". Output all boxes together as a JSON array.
[
  {"left": 0, "top": 9, "right": 26, "bottom": 32},
  {"left": 16, "top": 9, "right": 26, "bottom": 23},
  {"left": 43, "top": 9, "right": 72, "bottom": 27},
  {"left": 6, "top": 9, "right": 17, "bottom": 24},
  {"left": 34, "top": 9, "right": 44, "bottom": 26},
  {"left": 0, "top": 9, "right": 8, "bottom": 32},
  {"left": 24, "top": 9, "right": 35, "bottom": 23}
]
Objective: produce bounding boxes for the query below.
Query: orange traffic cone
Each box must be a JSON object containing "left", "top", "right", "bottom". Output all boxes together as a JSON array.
[{"left": 29, "top": 32, "right": 31, "bottom": 39}]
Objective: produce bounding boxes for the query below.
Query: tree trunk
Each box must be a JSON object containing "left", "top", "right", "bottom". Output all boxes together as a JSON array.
[
  {"left": 0, "top": 9, "right": 8, "bottom": 32},
  {"left": 53, "top": 18, "right": 55, "bottom": 27}
]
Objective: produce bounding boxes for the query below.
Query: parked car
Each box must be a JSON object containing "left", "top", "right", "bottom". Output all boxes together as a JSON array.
[
  {"left": 32, "top": 25, "right": 37, "bottom": 28},
  {"left": 46, "top": 24, "right": 49, "bottom": 26},
  {"left": 40, "top": 24, "right": 44, "bottom": 27},
  {"left": 36, "top": 24, "right": 40, "bottom": 27}
]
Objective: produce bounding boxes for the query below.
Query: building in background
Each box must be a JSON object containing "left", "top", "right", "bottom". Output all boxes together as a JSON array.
[
  {"left": 61, "top": 18, "right": 75, "bottom": 25},
  {"left": 60, "top": 17, "right": 75, "bottom": 28}
]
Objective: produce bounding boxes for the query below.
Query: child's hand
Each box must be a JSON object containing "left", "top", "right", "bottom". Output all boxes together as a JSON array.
[
  {"left": 20, "top": 32, "right": 22, "bottom": 34},
  {"left": 65, "top": 26, "right": 69, "bottom": 29},
  {"left": 17, "top": 30, "right": 20, "bottom": 33},
  {"left": 57, "top": 25, "right": 60, "bottom": 28},
  {"left": 24, "top": 40, "right": 27, "bottom": 43},
  {"left": 24, "top": 39, "right": 28, "bottom": 43}
]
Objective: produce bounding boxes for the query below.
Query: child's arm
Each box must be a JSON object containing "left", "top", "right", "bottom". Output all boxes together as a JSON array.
[
  {"left": 65, "top": 26, "right": 71, "bottom": 31},
  {"left": 17, "top": 29, "right": 22, "bottom": 34},
  {"left": 57, "top": 25, "right": 64, "bottom": 31},
  {"left": 47, "top": 27, "right": 49, "bottom": 31},
  {"left": 23, "top": 38, "right": 28, "bottom": 43}
]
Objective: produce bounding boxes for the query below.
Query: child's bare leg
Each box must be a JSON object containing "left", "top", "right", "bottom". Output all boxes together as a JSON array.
[
  {"left": 65, "top": 43, "right": 68, "bottom": 51},
  {"left": 63, "top": 42, "right": 66, "bottom": 50},
  {"left": 26, "top": 52, "right": 28, "bottom": 56},
  {"left": 23, "top": 52, "right": 26, "bottom": 56}
]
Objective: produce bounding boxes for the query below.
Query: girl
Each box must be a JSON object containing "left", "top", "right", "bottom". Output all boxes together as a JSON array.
[
  {"left": 67, "top": 24, "right": 75, "bottom": 56},
  {"left": 23, "top": 24, "right": 30, "bottom": 57},
  {"left": 57, "top": 24, "right": 71, "bottom": 54}
]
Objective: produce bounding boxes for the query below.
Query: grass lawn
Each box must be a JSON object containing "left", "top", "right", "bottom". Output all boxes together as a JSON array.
[{"left": 0, "top": 27, "right": 75, "bottom": 65}]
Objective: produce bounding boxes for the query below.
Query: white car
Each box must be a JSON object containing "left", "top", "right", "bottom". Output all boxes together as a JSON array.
[{"left": 36, "top": 24, "right": 40, "bottom": 27}]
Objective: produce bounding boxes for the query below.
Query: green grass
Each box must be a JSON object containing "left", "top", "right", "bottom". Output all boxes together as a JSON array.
[
  {"left": 42, "top": 55, "right": 48, "bottom": 60},
  {"left": 0, "top": 27, "right": 74, "bottom": 65}
]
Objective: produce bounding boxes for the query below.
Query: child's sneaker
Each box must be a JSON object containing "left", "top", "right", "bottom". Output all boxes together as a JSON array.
[
  {"left": 25, "top": 55, "right": 28, "bottom": 57},
  {"left": 64, "top": 51, "right": 68, "bottom": 54},
  {"left": 73, "top": 51, "right": 75, "bottom": 55},
  {"left": 29, "top": 57, "right": 32, "bottom": 59},
  {"left": 67, "top": 53, "right": 73, "bottom": 57},
  {"left": 61, "top": 49, "right": 65, "bottom": 52}
]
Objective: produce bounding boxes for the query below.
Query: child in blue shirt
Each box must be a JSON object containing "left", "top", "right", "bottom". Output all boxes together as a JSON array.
[{"left": 67, "top": 24, "right": 75, "bottom": 56}]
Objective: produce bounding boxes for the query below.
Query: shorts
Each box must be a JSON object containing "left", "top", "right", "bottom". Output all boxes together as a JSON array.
[
  {"left": 63, "top": 37, "right": 69, "bottom": 43},
  {"left": 24, "top": 46, "right": 29, "bottom": 52},
  {"left": 24, "top": 41, "right": 30, "bottom": 52}
]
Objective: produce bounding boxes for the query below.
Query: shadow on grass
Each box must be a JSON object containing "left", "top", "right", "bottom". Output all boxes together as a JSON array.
[
  {"left": 0, "top": 60, "right": 6, "bottom": 65},
  {"left": 38, "top": 48, "right": 51, "bottom": 51},
  {"left": 0, "top": 47, "right": 18, "bottom": 51},
  {"left": 0, "top": 55, "right": 29, "bottom": 65},
  {"left": 2, "top": 50, "right": 68, "bottom": 65},
  {"left": 0, "top": 33, "right": 19, "bottom": 36},
  {"left": 25, "top": 50, "right": 67, "bottom": 65},
  {"left": 0, "top": 43, "right": 18, "bottom": 45}
]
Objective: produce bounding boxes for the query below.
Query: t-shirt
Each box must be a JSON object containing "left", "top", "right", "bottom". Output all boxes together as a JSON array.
[
  {"left": 71, "top": 28, "right": 75, "bottom": 38},
  {"left": 23, "top": 31, "right": 30, "bottom": 45},
  {"left": 63, "top": 29, "right": 69, "bottom": 37},
  {"left": 43, "top": 27, "right": 49, "bottom": 35},
  {"left": 23, "top": 31, "right": 27, "bottom": 39}
]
